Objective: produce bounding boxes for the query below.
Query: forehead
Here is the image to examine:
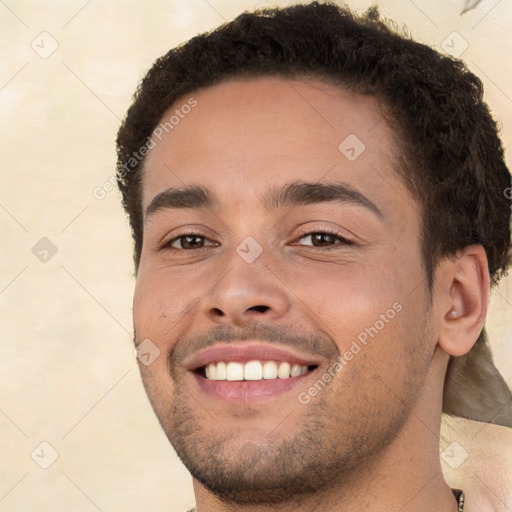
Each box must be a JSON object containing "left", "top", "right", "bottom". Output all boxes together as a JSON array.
[{"left": 141, "top": 76, "right": 412, "bottom": 219}]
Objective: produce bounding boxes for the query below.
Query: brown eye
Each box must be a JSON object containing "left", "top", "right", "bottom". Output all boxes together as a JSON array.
[
  {"left": 297, "top": 232, "right": 351, "bottom": 247},
  {"left": 169, "top": 235, "right": 212, "bottom": 249}
]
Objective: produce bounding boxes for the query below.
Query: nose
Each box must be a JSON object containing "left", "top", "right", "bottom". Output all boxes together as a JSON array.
[{"left": 201, "top": 250, "right": 290, "bottom": 326}]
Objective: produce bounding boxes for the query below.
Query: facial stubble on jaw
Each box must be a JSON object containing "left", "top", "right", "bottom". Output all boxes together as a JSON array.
[
  {"left": 135, "top": 313, "right": 431, "bottom": 506},
  {"left": 164, "top": 377, "right": 418, "bottom": 506}
]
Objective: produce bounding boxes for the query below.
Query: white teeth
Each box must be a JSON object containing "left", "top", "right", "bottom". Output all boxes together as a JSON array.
[
  {"left": 278, "top": 362, "right": 291, "bottom": 379},
  {"left": 215, "top": 361, "right": 227, "bottom": 380},
  {"left": 262, "top": 361, "right": 278, "bottom": 379},
  {"left": 206, "top": 363, "right": 216, "bottom": 380},
  {"left": 290, "top": 364, "right": 302, "bottom": 377},
  {"left": 244, "top": 360, "right": 263, "bottom": 380},
  {"left": 291, "top": 364, "right": 308, "bottom": 377},
  {"left": 226, "top": 362, "right": 244, "bottom": 381},
  {"left": 204, "top": 360, "right": 310, "bottom": 381}
]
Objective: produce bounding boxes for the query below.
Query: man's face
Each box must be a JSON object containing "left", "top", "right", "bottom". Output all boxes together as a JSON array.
[{"left": 134, "top": 77, "right": 436, "bottom": 504}]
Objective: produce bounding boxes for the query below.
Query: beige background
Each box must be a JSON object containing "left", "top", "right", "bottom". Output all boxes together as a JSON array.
[{"left": 1, "top": 1, "right": 511, "bottom": 511}]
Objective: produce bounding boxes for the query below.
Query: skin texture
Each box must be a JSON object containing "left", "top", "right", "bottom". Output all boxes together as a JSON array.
[{"left": 133, "top": 77, "right": 489, "bottom": 511}]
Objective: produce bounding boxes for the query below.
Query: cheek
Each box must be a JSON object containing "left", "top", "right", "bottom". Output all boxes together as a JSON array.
[
  {"left": 133, "top": 272, "right": 189, "bottom": 388},
  {"left": 288, "top": 260, "right": 402, "bottom": 335},
  {"left": 286, "top": 248, "right": 426, "bottom": 370},
  {"left": 133, "top": 266, "right": 198, "bottom": 339}
]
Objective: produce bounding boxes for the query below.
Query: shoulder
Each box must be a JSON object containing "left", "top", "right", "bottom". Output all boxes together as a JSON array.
[{"left": 441, "top": 415, "right": 512, "bottom": 512}]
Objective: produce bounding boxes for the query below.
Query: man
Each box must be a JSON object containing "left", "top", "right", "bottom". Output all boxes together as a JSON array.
[{"left": 116, "top": 2, "right": 512, "bottom": 511}]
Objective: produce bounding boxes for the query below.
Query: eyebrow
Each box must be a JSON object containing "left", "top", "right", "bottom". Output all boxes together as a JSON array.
[
  {"left": 263, "top": 181, "right": 383, "bottom": 218},
  {"left": 146, "top": 185, "right": 217, "bottom": 219},
  {"left": 145, "top": 181, "right": 383, "bottom": 220}
]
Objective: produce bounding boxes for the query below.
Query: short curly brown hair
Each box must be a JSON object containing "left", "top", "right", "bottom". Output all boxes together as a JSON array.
[{"left": 116, "top": 1, "right": 511, "bottom": 289}]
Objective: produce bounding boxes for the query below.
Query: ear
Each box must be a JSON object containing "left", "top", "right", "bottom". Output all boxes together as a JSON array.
[{"left": 436, "top": 245, "right": 490, "bottom": 357}]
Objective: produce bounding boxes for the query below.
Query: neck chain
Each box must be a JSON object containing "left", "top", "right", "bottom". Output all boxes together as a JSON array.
[{"left": 453, "top": 489, "right": 465, "bottom": 511}]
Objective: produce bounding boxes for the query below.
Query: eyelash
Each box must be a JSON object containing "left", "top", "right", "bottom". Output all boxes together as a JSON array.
[
  {"left": 292, "top": 229, "right": 354, "bottom": 248},
  {"left": 161, "top": 229, "right": 353, "bottom": 251},
  {"left": 162, "top": 231, "right": 216, "bottom": 250}
]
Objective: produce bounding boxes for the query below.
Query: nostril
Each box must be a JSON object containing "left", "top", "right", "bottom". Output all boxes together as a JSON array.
[
  {"left": 212, "top": 308, "right": 225, "bottom": 316},
  {"left": 249, "top": 305, "right": 270, "bottom": 313}
]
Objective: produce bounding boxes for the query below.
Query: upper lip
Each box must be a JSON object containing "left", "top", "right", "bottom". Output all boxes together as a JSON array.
[{"left": 184, "top": 342, "right": 322, "bottom": 371}]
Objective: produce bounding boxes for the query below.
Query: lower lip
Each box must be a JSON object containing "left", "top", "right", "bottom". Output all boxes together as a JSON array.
[{"left": 191, "top": 371, "right": 313, "bottom": 404}]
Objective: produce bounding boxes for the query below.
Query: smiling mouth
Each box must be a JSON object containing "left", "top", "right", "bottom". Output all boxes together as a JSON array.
[
  {"left": 198, "top": 360, "right": 319, "bottom": 381},
  {"left": 185, "top": 342, "right": 323, "bottom": 402}
]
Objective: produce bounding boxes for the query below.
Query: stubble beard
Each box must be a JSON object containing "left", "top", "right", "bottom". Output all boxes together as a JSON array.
[
  {"left": 138, "top": 314, "right": 433, "bottom": 506},
  {"left": 161, "top": 374, "right": 412, "bottom": 506}
]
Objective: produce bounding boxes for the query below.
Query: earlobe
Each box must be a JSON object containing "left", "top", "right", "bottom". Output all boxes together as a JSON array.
[{"left": 437, "top": 245, "right": 490, "bottom": 357}]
